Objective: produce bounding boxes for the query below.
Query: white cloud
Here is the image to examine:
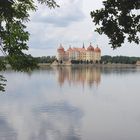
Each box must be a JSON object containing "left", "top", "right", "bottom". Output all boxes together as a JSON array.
[
  {"left": 32, "top": 0, "right": 85, "bottom": 27},
  {"left": 25, "top": 0, "right": 140, "bottom": 57}
]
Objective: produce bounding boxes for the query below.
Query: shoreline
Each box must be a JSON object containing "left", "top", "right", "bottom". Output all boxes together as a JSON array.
[{"left": 38, "top": 63, "right": 137, "bottom": 68}]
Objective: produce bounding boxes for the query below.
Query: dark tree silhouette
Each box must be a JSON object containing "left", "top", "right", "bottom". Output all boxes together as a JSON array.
[
  {"left": 91, "top": 0, "right": 140, "bottom": 49},
  {"left": 0, "top": 0, "right": 59, "bottom": 91}
]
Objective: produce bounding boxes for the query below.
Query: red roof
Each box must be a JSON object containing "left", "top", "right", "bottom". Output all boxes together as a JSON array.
[
  {"left": 57, "top": 44, "right": 65, "bottom": 52},
  {"left": 95, "top": 47, "right": 101, "bottom": 52},
  {"left": 87, "top": 43, "right": 94, "bottom": 51}
]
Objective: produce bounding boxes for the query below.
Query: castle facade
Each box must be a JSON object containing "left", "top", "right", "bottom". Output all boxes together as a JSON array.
[{"left": 57, "top": 43, "right": 101, "bottom": 62}]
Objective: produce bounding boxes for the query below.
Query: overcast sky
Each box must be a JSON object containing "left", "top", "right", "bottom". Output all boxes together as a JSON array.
[{"left": 25, "top": 0, "right": 140, "bottom": 57}]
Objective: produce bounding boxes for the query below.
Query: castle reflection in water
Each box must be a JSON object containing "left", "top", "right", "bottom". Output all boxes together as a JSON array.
[{"left": 55, "top": 66, "right": 101, "bottom": 88}]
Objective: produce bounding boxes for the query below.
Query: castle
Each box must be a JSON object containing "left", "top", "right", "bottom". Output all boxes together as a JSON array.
[{"left": 57, "top": 43, "right": 101, "bottom": 63}]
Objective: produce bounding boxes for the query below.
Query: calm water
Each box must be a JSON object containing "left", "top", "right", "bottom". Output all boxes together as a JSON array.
[{"left": 0, "top": 66, "right": 140, "bottom": 140}]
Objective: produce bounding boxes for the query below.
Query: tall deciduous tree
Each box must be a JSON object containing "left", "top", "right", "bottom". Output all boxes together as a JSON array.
[
  {"left": 0, "top": 0, "right": 59, "bottom": 91},
  {"left": 91, "top": 0, "right": 140, "bottom": 49}
]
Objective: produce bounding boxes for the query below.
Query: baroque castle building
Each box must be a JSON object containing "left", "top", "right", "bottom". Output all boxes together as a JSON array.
[{"left": 57, "top": 43, "right": 101, "bottom": 62}]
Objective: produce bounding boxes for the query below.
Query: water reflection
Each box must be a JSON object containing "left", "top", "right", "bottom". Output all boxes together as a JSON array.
[
  {"left": 100, "top": 66, "right": 137, "bottom": 75},
  {"left": 56, "top": 66, "right": 101, "bottom": 88},
  {"left": 0, "top": 101, "right": 82, "bottom": 140},
  {"left": 33, "top": 102, "right": 82, "bottom": 140},
  {"left": 0, "top": 116, "right": 17, "bottom": 140},
  {"left": 0, "top": 66, "right": 140, "bottom": 140}
]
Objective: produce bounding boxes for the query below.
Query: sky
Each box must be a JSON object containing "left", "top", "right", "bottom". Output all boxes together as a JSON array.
[{"left": 25, "top": 0, "right": 139, "bottom": 57}]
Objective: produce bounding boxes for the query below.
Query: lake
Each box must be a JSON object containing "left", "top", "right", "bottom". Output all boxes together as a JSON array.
[{"left": 0, "top": 66, "right": 140, "bottom": 140}]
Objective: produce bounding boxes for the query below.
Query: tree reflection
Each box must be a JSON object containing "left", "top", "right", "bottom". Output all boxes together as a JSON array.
[{"left": 0, "top": 75, "right": 6, "bottom": 92}]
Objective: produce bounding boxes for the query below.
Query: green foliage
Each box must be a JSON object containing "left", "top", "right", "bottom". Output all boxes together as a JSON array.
[
  {"left": 38, "top": 0, "right": 59, "bottom": 8},
  {"left": 101, "top": 55, "right": 140, "bottom": 64},
  {"left": 0, "top": 0, "right": 58, "bottom": 91},
  {"left": 36, "top": 56, "right": 57, "bottom": 63},
  {"left": 7, "top": 54, "right": 38, "bottom": 72},
  {"left": 91, "top": 0, "right": 140, "bottom": 48},
  {"left": 0, "top": 0, "right": 58, "bottom": 60},
  {"left": 0, "top": 56, "right": 6, "bottom": 71},
  {"left": 0, "top": 75, "right": 6, "bottom": 92}
]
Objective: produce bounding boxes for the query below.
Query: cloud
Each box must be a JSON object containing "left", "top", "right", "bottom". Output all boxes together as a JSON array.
[
  {"left": 25, "top": 0, "right": 87, "bottom": 54},
  {"left": 32, "top": 0, "right": 85, "bottom": 27},
  {"left": 24, "top": 0, "right": 140, "bottom": 57},
  {"left": 26, "top": 0, "right": 105, "bottom": 55}
]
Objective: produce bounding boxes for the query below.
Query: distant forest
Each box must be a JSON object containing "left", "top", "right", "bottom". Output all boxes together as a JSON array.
[
  {"left": 0, "top": 55, "right": 140, "bottom": 65},
  {"left": 35, "top": 56, "right": 56, "bottom": 63},
  {"left": 35, "top": 55, "right": 140, "bottom": 64},
  {"left": 101, "top": 55, "right": 140, "bottom": 64}
]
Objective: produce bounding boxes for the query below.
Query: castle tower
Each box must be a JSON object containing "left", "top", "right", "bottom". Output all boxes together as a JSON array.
[
  {"left": 94, "top": 45, "right": 101, "bottom": 62},
  {"left": 86, "top": 43, "right": 94, "bottom": 62},
  {"left": 57, "top": 44, "right": 65, "bottom": 62}
]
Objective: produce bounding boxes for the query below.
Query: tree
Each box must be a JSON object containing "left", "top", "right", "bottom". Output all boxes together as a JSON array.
[
  {"left": 91, "top": 0, "right": 140, "bottom": 49},
  {"left": 0, "top": 75, "right": 6, "bottom": 92},
  {"left": 101, "top": 55, "right": 140, "bottom": 64},
  {"left": 0, "top": 0, "right": 59, "bottom": 91},
  {"left": 36, "top": 56, "right": 57, "bottom": 63}
]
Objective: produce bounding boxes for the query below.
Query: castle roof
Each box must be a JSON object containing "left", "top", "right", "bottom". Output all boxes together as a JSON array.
[
  {"left": 94, "top": 46, "right": 101, "bottom": 52},
  {"left": 87, "top": 43, "right": 94, "bottom": 51},
  {"left": 57, "top": 44, "right": 101, "bottom": 53},
  {"left": 57, "top": 44, "right": 65, "bottom": 52}
]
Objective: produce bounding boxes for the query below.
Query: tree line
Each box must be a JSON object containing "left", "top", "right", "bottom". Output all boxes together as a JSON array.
[
  {"left": 35, "top": 56, "right": 56, "bottom": 63},
  {"left": 68, "top": 56, "right": 140, "bottom": 64},
  {"left": 0, "top": 56, "right": 57, "bottom": 64},
  {"left": 101, "top": 55, "right": 140, "bottom": 64},
  {"left": 1, "top": 55, "right": 140, "bottom": 65}
]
